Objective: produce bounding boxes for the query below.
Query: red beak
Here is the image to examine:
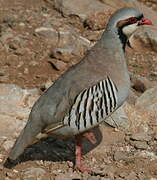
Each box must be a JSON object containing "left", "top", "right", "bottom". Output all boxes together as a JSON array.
[{"left": 139, "top": 17, "right": 153, "bottom": 25}]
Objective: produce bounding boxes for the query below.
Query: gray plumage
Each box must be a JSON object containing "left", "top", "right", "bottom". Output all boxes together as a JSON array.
[{"left": 5, "top": 7, "right": 150, "bottom": 164}]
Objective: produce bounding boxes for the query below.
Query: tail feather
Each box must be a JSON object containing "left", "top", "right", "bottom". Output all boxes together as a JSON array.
[{"left": 8, "top": 116, "right": 43, "bottom": 161}]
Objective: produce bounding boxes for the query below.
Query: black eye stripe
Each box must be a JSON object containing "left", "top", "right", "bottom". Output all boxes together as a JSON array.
[
  {"left": 117, "top": 14, "right": 144, "bottom": 29},
  {"left": 128, "top": 17, "right": 138, "bottom": 23},
  {"left": 128, "top": 14, "right": 144, "bottom": 22},
  {"left": 137, "top": 14, "right": 144, "bottom": 20}
]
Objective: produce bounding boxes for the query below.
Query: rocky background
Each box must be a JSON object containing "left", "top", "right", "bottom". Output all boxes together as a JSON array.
[{"left": 1, "top": 0, "right": 157, "bottom": 179}]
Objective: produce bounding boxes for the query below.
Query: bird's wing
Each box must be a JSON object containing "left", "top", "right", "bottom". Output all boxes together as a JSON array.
[{"left": 39, "top": 42, "right": 112, "bottom": 133}]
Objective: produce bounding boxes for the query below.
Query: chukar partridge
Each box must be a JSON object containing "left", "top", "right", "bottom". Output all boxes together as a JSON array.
[{"left": 4, "top": 7, "right": 153, "bottom": 171}]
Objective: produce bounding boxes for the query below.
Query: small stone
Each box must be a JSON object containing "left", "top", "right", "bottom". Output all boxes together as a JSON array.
[
  {"left": 130, "top": 73, "right": 157, "bottom": 92},
  {"left": 82, "top": 171, "right": 90, "bottom": 179},
  {"left": 113, "top": 151, "right": 128, "bottom": 161},
  {"left": 0, "top": 75, "right": 9, "bottom": 83},
  {"left": 0, "top": 32, "right": 14, "bottom": 44},
  {"left": 131, "top": 141, "right": 148, "bottom": 150},
  {"left": 50, "top": 47, "right": 73, "bottom": 62},
  {"left": 6, "top": 172, "right": 14, "bottom": 178},
  {"left": 55, "top": 172, "right": 81, "bottom": 180},
  {"left": 119, "top": 172, "right": 129, "bottom": 178},
  {"left": 0, "top": 164, "right": 4, "bottom": 170},
  {"left": 67, "top": 161, "right": 73, "bottom": 168},
  {"left": 130, "top": 27, "right": 157, "bottom": 53},
  {"left": 104, "top": 104, "right": 129, "bottom": 128},
  {"left": 48, "top": 59, "right": 67, "bottom": 71},
  {"left": 85, "top": 10, "right": 112, "bottom": 30},
  {"left": 84, "top": 30, "right": 103, "bottom": 41},
  {"left": 35, "top": 27, "right": 58, "bottom": 46},
  {"left": 5, "top": 177, "right": 11, "bottom": 180},
  {"left": 0, "top": 69, "right": 5, "bottom": 76},
  {"left": 87, "top": 176, "right": 100, "bottom": 180},
  {"left": 13, "top": 169, "right": 19, "bottom": 173},
  {"left": 14, "top": 48, "right": 27, "bottom": 56},
  {"left": 131, "top": 132, "right": 152, "bottom": 142},
  {"left": 0, "top": 136, "right": 7, "bottom": 144},
  {"left": 19, "top": 22, "right": 25, "bottom": 26},
  {"left": 3, "top": 140, "right": 14, "bottom": 151},
  {"left": 54, "top": 0, "right": 112, "bottom": 21},
  {"left": 100, "top": 178, "right": 111, "bottom": 180},
  {"left": 22, "top": 167, "right": 46, "bottom": 179},
  {"left": 125, "top": 172, "right": 138, "bottom": 180},
  {"left": 24, "top": 68, "right": 29, "bottom": 74},
  {"left": 29, "top": 60, "right": 38, "bottom": 66}
]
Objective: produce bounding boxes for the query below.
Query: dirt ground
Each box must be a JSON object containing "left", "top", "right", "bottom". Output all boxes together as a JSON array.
[{"left": 1, "top": 0, "right": 157, "bottom": 180}]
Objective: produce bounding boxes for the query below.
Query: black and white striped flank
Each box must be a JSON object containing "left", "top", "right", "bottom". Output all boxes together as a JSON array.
[{"left": 64, "top": 77, "right": 118, "bottom": 133}]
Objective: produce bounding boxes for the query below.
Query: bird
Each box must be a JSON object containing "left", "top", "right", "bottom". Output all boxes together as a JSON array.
[{"left": 4, "top": 7, "right": 153, "bottom": 172}]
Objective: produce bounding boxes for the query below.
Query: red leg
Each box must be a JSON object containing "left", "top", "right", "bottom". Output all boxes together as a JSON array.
[{"left": 75, "top": 135, "right": 92, "bottom": 172}]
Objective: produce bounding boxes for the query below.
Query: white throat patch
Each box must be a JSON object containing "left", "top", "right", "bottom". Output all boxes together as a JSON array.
[{"left": 122, "top": 23, "right": 138, "bottom": 37}]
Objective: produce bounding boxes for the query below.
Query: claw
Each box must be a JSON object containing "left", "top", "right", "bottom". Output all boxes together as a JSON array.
[{"left": 75, "top": 133, "right": 95, "bottom": 172}]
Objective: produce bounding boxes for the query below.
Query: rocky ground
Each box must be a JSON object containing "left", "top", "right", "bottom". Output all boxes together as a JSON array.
[{"left": 1, "top": 0, "right": 157, "bottom": 179}]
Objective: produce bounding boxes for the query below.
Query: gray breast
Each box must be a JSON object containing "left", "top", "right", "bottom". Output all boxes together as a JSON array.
[{"left": 63, "top": 76, "right": 118, "bottom": 135}]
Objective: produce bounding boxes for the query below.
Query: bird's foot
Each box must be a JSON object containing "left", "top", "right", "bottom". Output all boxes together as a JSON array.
[{"left": 83, "top": 131, "right": 96, "bottom": 144}]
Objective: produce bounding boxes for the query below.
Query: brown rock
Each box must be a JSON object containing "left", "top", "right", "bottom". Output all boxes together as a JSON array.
[
  {"left": 35, "top": 27, "right": 59, "bottom": 46},
  {"left": 3, "top": 140, "right": 15, "bottom": 151},
  {"left": 54, "top": 0, "right": 112, "bottom": 21},
  {"left": 131, "top": 140, "right": 148, "bottom": 150},
  {"left": 83, "top": 30, "right": 103, "bottom": 41},
  {"left": 48, "top": 59, "right": 67, "bottom": 71},
  {"left": 50, "top": 30, "right": 91, "bottom": 61},
  {"left": 22, "top": 167, "right": 46, "bottom": 179},
  {"left": 131, "top": 132, "right": 152, "bottom": 141},
  {"left": 130, "top": 73, "right": 157, "bottom": 93},
  {"left": 54, "top": 172, "right": 81, "bottom": 180},
  {"left": 85, "top": 10, "right": 113, "bottom": 30},
  {"left": 113, "top": 151, "right": 129, "bottom": 161},
  {"left": 129, "top": 27, "right": 157, "bottom": 52},
  {"left": 50, "top": 47, "right": 73, "bottom": 62}
]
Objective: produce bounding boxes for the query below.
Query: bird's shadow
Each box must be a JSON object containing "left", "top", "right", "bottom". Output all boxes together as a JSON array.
[{"left": 4, "top": 127, "right": 102, "bottom": 168}]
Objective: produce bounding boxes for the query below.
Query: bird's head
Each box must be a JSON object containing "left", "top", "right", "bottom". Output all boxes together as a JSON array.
[{"left": 107, "top": 7, "right": 153, "bottom": 38}]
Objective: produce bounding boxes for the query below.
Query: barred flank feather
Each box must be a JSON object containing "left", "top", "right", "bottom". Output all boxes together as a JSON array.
[{"left": 64, "top": 77, "right": 118, "bottom": 133}]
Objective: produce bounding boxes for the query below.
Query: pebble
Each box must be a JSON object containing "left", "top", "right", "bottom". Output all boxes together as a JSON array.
[
  {"left": 131, "top": 141, "right": 148, "bottom": 150},
  {"left": 50, "top": 47, "right": 73, "bottom": 62},
  {"left": 67, "top": 161, "right": 73, "bottom": 168},
  {"left": 6, "top": 172, "right": 14, "bottom": 178},
  {"left": 0, "top": 164, "right": 3, "bottom": 170},
  {"left": 5, "top": 177, "right": 11, "bottom": 180},
  {"left": 54, "top": 172, "right": 82, "bottom": 180},
  {"left": 88, "top": 175, "right": 100, "bottom": 180},
  {"left": 126, "top": 172, "right": 138, "bottom": 180},
  {"left": 131, "top": 132, "right": 152, "bottom": 142},
  {"left": 100, "top": 178, "right": 111, "bottom": 180},
  {"left": 113, "top": 151, "right": 128, "bottom": 161},
  {"left": 22, "top": 167, "right": 46, "bottom": 179},
  {"left": 48, "top": 59, "right": 67, "bottom": 71},
  {"left": 13, "top": 169, "right": 19, "bottom": 173},
  {"left": 3, "top": 140, "right": 14, "bottom": 151}
]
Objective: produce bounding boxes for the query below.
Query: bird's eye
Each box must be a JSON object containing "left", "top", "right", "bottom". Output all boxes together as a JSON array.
[{"left": 128, "top": 17, "right": 137, "bottom": 23}]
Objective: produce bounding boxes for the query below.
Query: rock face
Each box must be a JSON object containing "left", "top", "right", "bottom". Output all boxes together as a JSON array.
[
  {"left": 129, "top": 27, "right": 157, "bottom": 52},
  {"left": 50, "top": 30, "right": 91, "bottom": 61},
  {"left": 54, "top": 0, "right": 112, "bottom": 21},
  {"left": 104, "top": 104, "right": 130, "bottom": 129},
  {"left": 135, "top": 86, "right": 157, "bottom": 125},
  {"left": 0, "top": 84, "right": 40, "bottom": 137}
]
